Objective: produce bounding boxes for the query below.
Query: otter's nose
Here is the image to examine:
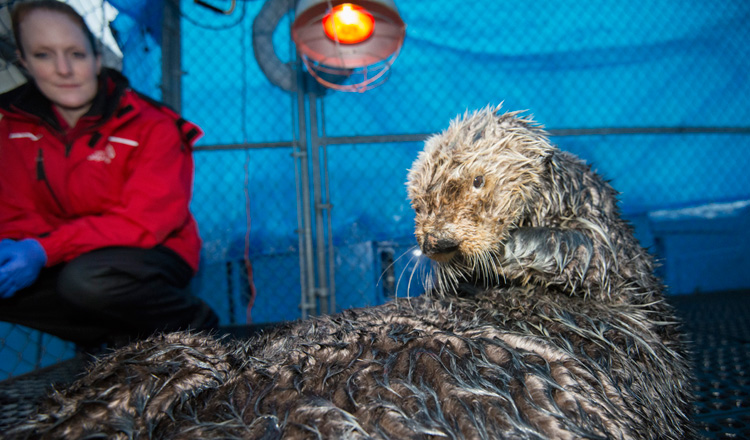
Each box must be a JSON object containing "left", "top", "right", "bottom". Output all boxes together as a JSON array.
[{"left": 422, "top": 234, "right": 460, "bottom": 258}]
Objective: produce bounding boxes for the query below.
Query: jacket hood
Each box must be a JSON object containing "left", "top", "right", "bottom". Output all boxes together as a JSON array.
[{"left": 0, "top": 67, "right": 130, "bottom": 131}]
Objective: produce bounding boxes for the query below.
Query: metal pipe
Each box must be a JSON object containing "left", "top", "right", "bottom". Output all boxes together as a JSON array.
[
  {"left": 319, "top": 98, "right": 336, "bottom": 314},
  {"left": 294, "top": 56, "right": 316, "bottom": 319},
  {"left": 193, "top": 141, "right": 297, "bottom": 151},
  {"left": 193, "top": 126, "right": 750, "bottom": 152},
  {"left": 161, "top": 0, "right": 182, "bottom": 111},
  {"left": 308, "top": 96, "right": 329, "bottom": 315}
]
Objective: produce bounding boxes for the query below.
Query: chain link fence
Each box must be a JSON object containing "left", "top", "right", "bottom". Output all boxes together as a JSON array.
[{"left": 1, "top": 0, "right": 749, "bottom": 379}]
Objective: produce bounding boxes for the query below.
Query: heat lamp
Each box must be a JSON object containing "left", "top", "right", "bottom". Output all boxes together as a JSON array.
[{"left": 291, "top": 0, "right": 406, "bottom": 92}]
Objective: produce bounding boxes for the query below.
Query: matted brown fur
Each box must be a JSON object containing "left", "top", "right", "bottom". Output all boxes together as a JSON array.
[
  {"left": 409, "top": 105, "right": 661, "bottom": 302},
  {"left": 8, "top": 106, "right": 694, "bottom": 440}
]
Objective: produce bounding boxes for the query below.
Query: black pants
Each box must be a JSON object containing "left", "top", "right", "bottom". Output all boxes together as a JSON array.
[{"left": 0, "top": 246, "right": 218, "bottom": 347}]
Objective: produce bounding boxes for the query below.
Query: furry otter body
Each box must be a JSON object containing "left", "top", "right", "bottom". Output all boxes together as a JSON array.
[
  {"left": 409, "top": 107, "right": 659, "bottom": 302},
  {"left": 8, "top": 106, "right": 694, "bottom": 439}
]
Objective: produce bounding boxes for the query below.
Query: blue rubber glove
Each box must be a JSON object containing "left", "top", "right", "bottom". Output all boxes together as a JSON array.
[
  {"left": 0, "top": 239, "right": 47, "bottom": 299},
  {"left": 0, "top": 239, "right": 17, "bottom": 288}
]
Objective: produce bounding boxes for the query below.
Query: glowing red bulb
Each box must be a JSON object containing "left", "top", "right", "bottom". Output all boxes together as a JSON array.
[{"left": 322, "top": 3, "right": 375, "bottom": 44}]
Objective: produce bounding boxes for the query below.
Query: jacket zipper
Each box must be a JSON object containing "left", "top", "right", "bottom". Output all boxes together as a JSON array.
[{"left": 36, "top": 148, "right": 66, "bottom": 213}]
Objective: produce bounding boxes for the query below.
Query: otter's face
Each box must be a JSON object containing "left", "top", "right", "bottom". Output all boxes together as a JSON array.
[
  {"left": 409, "top": 168, "right": 510, "bottom": 263},
  {"left": 407, "top": 107, "right": 553, "bottom": 269}
]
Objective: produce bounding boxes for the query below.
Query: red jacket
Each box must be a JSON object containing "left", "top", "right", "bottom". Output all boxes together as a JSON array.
[{"left": 0, "top": 69, "right": 203, "bottom": 271}]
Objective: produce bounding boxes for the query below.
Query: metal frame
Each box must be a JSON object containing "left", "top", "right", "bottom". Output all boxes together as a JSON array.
[{"left": 161, "top": 0, "right": 183, "bottom": 111}]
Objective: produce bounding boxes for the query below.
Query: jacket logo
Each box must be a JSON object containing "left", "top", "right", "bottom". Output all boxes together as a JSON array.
[
  {"left": 85, "top": 137, "right": 137, "bottom": 164},
  {"left": 9, "top": 132, "right": 43, "bottom": 141},
  {"left": 87, "top": 144, "right": 116, "bottom": 164}
]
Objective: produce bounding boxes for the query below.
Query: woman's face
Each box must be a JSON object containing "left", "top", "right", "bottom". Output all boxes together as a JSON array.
[{"left": 17, "top": 9, "right": 101, "bottom": 126}]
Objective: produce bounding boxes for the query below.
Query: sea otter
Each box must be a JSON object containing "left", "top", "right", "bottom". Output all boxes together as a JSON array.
[
  {"left": 409, "top": 106, "right": 657, "bottom": 303},
  {"left": 7, "top": 106, "right": 694, "bottom": 440}
]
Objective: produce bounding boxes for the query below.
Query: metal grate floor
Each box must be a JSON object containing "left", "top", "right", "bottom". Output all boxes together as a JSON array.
[
  {"left": 673, "top": 290, "right": 750, "bottom": 438},
  {"left": 0, "top": 291, "right": 749, "bottom": 438}
]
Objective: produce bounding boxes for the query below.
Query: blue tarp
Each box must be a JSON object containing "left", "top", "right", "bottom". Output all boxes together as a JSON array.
[{"left": 106, "top": 0, "right": 750, "bottom": 295}]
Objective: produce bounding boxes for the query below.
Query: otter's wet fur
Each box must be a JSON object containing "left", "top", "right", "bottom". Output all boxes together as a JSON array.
[
  {"left": 8, "top": 106, "right": 694, "bottom": 440},
  {"left": 409, "top": 106, "right": 659, "bottom": 302}
]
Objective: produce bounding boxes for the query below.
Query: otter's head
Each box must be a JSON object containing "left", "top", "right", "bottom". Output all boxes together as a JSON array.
[{"left": 407, "top": 105, "right": 554, "bottom": 283}]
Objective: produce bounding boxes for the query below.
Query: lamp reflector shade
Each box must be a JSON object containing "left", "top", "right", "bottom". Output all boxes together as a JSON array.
[{"left": 292, "top": 0, "right": 405, "bottom": 71}]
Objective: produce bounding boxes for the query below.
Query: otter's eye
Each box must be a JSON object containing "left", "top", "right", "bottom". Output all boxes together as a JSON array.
[{"left": 473, "top": 175, "right": 484, "bottom": 189}]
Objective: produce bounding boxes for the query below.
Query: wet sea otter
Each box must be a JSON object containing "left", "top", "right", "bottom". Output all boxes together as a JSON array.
[
  {"left": 410, "top": 106, "right": 655, "bottom": 301},
  {"left": 8, "top": 106, "right": 694, "bottom": 439}
]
